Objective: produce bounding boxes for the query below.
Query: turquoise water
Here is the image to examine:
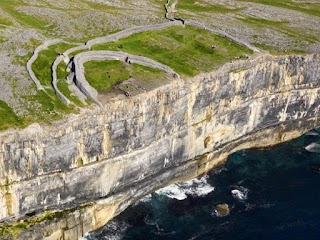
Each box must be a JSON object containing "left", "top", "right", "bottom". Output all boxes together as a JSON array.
[{"left": 87, "top": 130, "right": 320, "bottom": 240}]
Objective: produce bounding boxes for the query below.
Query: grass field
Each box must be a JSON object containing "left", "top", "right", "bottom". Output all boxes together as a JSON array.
[
  {"left": 93, "top": 25, "right": 252, "bottom": 77},
  {"left": 57, "top": 81, "right": 85, "bottom": 107},
  {"left": 0, "top": 100, "right": 24, "bottom": 130},
  {"left": 84, "top": 60, "right": 169, "bottom": 93},
  {"left": 239, "top": 16, "right": 318, "bottom": 47},
  {"left": 84, "top": 60, "right": 131, "bottom": 92},
  {"left": 23, "top": 89, "right": 77, "bottom": 124}
]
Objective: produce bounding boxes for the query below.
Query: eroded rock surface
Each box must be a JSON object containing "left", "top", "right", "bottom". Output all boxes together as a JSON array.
[{"left": 0, "top": 54, "right": 319, "bottom": 239}]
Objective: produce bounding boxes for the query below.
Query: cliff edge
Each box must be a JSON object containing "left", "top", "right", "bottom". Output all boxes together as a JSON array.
[{"left": 0, "top": 53, "right": 320, "bottom": 239}]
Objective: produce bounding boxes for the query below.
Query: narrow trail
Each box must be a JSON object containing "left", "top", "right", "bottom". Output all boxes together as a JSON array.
[{"left": 28, "top": 0, "right": 260, "bottom": 107}]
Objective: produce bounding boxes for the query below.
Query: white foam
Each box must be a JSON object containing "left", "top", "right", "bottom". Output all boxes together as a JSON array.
[
  {"left": 79, "top": 233, "right": 90, "bottom": 240},
  {"left": 156, "top": 175, "right": 214, "bottom": 200},
  {"left": 305, "top": 130, "right": 319, "bottom": 136},
  {"left": 305, "top": 142, "right": 320, "bottom": 153},
  {"left": 83, "top": 220, "right": 129, "bottom": 240},
  {"left": 157, "top": 184, "right": 188, "bottom": 200},
  {"left": 136, "top": 194, "right": 152, "bottom": 204},
  {"left": 231, "top": 186, "right": 249, "bottom": 200}
]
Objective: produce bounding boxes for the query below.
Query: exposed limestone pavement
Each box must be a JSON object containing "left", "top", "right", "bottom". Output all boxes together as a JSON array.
[
  {"left": 186, "top": 20, "right": 260, "bottom": 53},
  {"left": 165, "top": 0, "right": 179, "bottom": 20}
]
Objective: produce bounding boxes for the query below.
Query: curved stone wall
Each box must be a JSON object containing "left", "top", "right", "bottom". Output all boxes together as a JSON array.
[
  {"left": 85, "top": 21, "right": 182, "bottom": 48},
  {"left": 73, "top": 50, "right": 179, "bottom": 104},
  {"left": 51, "top": 55, "right": 71, "bottom": 105},
  {"left": 26, "top": 39, "right": 64, "bottom": 90}
]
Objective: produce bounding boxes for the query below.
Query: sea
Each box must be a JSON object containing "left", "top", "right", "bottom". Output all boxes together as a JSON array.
[{"left": 85, "top": 129, "right": 320, "bottom": 240}]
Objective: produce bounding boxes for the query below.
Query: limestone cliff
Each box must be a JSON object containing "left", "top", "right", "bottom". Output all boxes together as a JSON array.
[{"left": 0, "top": 54, "right": 320, "bottom": 239}]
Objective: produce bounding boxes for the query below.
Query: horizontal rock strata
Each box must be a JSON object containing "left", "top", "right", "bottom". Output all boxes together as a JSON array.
[{"left": 0, "top": 54, "right": 320, "bottom": 239}]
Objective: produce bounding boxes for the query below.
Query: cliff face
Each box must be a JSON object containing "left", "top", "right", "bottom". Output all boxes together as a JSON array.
[{"left": 1, "top": 54, "right": 320, "bottom": 239}]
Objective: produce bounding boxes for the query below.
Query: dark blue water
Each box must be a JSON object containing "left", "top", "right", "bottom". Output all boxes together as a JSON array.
[{"left": 87, "top": 130, "right": 320, "bottom": 240}]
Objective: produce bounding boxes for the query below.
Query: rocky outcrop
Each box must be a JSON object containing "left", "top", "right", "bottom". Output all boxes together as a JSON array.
[
  {"left": 1, "top": 54, "right": 320, "bottom": 239},
  {"left": 165, "top": 0, "right": 178, "bottom": 21}
]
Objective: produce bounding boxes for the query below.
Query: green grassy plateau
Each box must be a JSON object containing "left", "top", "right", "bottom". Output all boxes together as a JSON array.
[{"left": 93, "top": 25, "right": 252, "bottom": 77}]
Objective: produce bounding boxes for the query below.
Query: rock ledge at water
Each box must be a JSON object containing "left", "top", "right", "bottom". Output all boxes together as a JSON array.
[{"left": 214, "top": 204, "right": 230, "bottom": 217}]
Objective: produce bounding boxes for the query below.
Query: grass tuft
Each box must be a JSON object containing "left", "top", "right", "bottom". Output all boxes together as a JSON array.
[{"left": 0, "top": 100, "right": 24, "bottom": 130}]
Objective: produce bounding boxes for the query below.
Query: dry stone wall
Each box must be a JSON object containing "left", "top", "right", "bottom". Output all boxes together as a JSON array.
[
  {"left": 26, "top": 39, "right": 64, "bottom": 90},
  {"left": 73, "top": 50, "right": 179, "bottom": 104}
]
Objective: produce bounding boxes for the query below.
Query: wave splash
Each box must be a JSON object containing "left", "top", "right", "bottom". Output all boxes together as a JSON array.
[
  {"left": 83, "top": 220, "right": 129, "bottom": 240},
  {"left": 305, "top": 142, "right": 320, "bottom": 153},
  {"left": 231, "top": 186, "right": 249, "bottom": 200},
  {"left": 155, "top": 175, "right": 215, "bottom": 200}
]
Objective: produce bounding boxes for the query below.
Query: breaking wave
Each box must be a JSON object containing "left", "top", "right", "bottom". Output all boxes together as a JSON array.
[
  {"left": 231, "top": 186, "right": 249, "bottom": 200},
  {"left": 136, "top": 194, "right": 152, "bottom": 204},
  {"left": 305, "top": 142, "right": 320, "bottom": 153},
  {"left": 155, "top": 175, "right": 214, "bottom": 200},
  {"left": 83, "top": 220, "right": 129, "bottom": 240}
]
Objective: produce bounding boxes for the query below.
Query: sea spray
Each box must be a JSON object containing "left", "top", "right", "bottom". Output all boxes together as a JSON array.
[{"left": 155, "top": 175, "right": 215, "bottom": 200}]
